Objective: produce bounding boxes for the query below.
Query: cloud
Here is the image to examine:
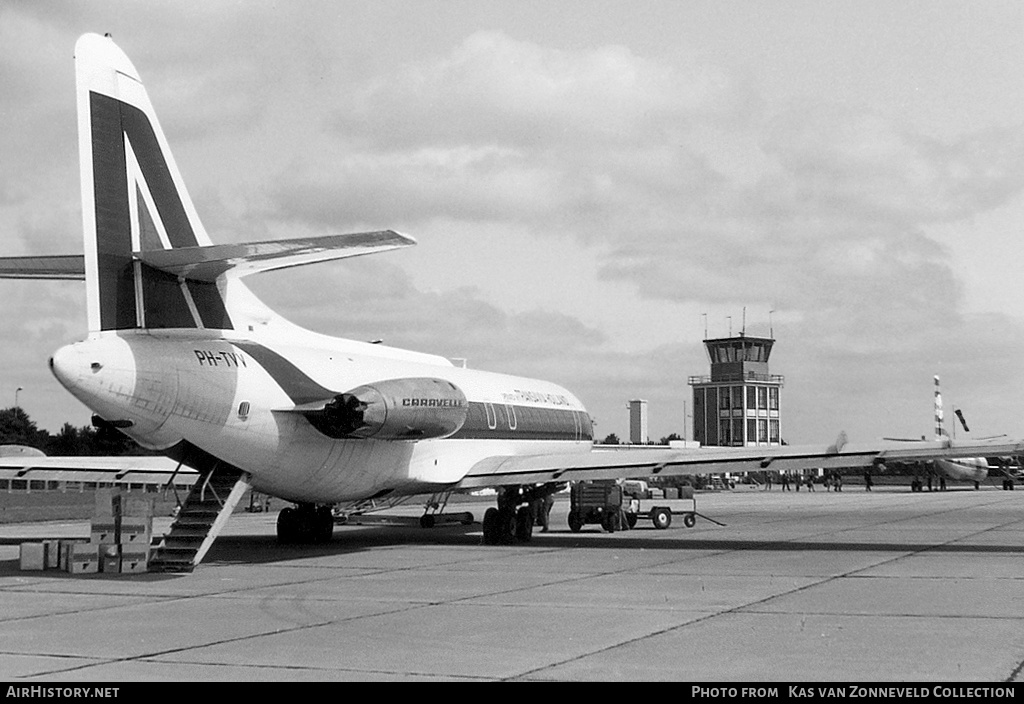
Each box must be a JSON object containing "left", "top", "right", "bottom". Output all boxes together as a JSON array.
[
  {"left": 247, "top": 258, "right": 606, "bottom": 368},
  {"left": 332, "top": 31, "right": 745, "bottom": 150}
]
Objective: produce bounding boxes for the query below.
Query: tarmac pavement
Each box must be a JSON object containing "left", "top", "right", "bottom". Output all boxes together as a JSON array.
[{"left": 0, "top": 485, "right": 1021, "bottom": 682}]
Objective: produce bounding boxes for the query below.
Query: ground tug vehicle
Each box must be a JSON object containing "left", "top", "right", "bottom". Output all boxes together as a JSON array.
[{"left": 567, "top": 481, "right": 698, "bottom": 532}]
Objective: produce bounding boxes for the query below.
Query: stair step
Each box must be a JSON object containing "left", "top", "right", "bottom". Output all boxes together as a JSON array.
[
  {"left": 161, "top": 538, "right": 205, "bottom": 549},
  {"left": 148, "top": 562, "right": 195, "bottom": 573},
  {"left": 149, "top": 466, "right": 248, "bottom": 571}
]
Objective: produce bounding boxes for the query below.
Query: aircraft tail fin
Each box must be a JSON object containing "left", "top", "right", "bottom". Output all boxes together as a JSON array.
[
  {"left": 76, "top": 33, "right": 224, "bottom": 333},
  {"left": 72, "top": 34, "right": 416, "bottom": 336},
  {"left": 0, "top": 35, "right": 416, "bottom": 336},
  {"left": 934, "top": 375, "right": 946, "bottom": 441}
]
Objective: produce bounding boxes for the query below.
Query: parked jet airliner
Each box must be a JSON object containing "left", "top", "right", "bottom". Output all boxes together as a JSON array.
[
  {"left": 880, "top": 376, "right": 990, "bottom": 489},
  {"left": 1, "top": 34, "right": 1020, "bottom": 571}
]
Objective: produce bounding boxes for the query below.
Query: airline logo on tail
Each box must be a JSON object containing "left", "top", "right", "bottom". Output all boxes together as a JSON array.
[{"left": 77, "top": 35, "right": 229, "bottom": 333}]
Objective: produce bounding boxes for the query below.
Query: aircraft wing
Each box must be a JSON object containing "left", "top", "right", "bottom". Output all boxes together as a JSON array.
[
  {"left": 454, "top": 436, "right": 1024, "bottom": 489},
  {"left": 0, "top": 456, "right": 198, "bottom": 485}
]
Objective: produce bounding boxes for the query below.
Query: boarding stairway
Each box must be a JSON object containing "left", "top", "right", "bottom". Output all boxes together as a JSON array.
[{"left": 148, "top": 465, "right": 250, "bottom": 573}]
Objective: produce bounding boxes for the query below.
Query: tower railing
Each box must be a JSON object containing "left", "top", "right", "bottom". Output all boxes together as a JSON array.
[{"left": 688, "top": 373, "right": 785, "bottom": 385}]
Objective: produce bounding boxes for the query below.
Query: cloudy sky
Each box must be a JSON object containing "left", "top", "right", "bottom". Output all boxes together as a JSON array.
[{"left": 2, "top": 1, "right": 1023, "bottom": 446}]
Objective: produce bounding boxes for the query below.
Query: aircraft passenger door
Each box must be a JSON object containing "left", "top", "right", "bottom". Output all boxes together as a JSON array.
[{"left": 572, "top": 410, "right": 582, "bottom": 441}]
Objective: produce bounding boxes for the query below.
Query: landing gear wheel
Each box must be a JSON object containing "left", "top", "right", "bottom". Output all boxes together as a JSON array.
[
  {"left": 683, "top": 513, "right": 696, "bottom": 528},
  {"left": 650, "top": 507, "right": 672, "bottom": 530},
  {"left": 277, "top": 505, "right": 333, "bottom": 544},
  {"left": 315, "top": 506, "right": 334, "bottom": 543},
  {"left": 420, "top": 514, "right": 436, "bottom": 529},
  {"left": 602, "top": 510, "right": 621, "bottom": 533},
  {"left": 515, "top": 506, "right": 534, "bottom": 542},
  {"left": 277, "top": 506, "right": 297, "bottom": 543},
  {"left": 567, "top": 509, "right": 583, "bottom": 533},
  {"left": 482, "top": 507, "right": 500, "bottom": 544}
]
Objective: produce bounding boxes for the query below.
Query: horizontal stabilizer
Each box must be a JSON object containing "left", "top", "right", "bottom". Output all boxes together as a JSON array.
[
  {"left": 0, "top": 255, "right": 85, "bottom": 280},
  {"left": 137, "top": 230, "right": 416, "bottom": 282},
  {"left": 0, "top": 231, "right": 414, "bottom": 283}
]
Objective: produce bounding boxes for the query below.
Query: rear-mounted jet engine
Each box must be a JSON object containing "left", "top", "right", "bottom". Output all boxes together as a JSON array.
[{"left": 303, "top": 377, "right": 469, "bottom": 440}]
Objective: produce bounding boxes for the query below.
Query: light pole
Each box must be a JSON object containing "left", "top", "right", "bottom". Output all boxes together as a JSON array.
[{"left": 14, "top": 386, "right": 22, "bottom": 410}]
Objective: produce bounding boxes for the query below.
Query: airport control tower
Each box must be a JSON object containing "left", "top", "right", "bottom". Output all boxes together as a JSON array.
[{"left": 688, "top": 334, "right": 784, "bottom": 447}]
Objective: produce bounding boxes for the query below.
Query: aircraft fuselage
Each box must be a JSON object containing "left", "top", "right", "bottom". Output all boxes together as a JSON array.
[
  {"left": 933, "top": 457, "right": 988, "bottom": 484},
  {"left": 50, "top": 331, "right": 594, "bottom": 503}
]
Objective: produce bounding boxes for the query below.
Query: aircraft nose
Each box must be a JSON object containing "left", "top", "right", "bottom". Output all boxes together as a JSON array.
[{"left": 49, "top": 343, "right": 84, "bottom": 389}]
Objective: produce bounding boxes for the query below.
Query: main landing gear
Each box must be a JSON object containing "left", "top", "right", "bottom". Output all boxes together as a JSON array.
[
  {"left": 277, "top": 503, "right": 334, "bottom": 544},
  {"left": 481, "top": 485, "right": 557, "bottom": 545}
]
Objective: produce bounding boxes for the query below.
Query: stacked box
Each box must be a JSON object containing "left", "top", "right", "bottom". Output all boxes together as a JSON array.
[
  {"left": 19, "top": 543, "right": 46, "bottom": 571},
  {"left": 121, "top": 545, "right": 149, "bottom": 574},
  {"left": 94, "top": 488, "right": 123, "bottom": 519},
  {"left": 44, "top": 540, "right": 61, "bottom": 569},
  {"left": 120, "top": 516, "right": 153, "bottom": 547},
  {"left": 90, "top": 520, "right": 118, "bottom": 544},
  {"left": 68, "top": 542, "right": 99, "bottom": 574},
  {"left": 124, "top": 495, "right": 155, "bottom": 519},
  {"left": 59, "top": 540, "right": 86, "bottom": 571}
]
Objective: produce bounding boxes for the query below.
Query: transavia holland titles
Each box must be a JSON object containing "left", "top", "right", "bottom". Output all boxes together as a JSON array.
[{"left": 691, "top": 686, "right": 1015, "bottom": 699}]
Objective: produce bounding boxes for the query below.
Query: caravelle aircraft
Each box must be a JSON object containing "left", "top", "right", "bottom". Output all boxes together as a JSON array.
[{"left": 2, "top": 34, "right": 1022, "bottom": 571}]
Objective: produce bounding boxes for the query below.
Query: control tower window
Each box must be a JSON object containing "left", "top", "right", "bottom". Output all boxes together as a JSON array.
[
  {"left": 757, "top": 386, "right": 767, "bottom": 410},
  {"left": 769, "top": 387, "right": 779, "bottom": 411}
]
